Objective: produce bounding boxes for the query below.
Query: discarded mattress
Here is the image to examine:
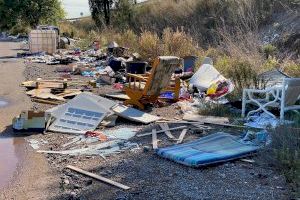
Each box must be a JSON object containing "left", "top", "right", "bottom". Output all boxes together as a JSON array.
[
  {"left": 46, "top": 92, "right": 117, "bottom": 134},
  {"left": 156, "top": 132, "right": 268, "bottom": 167}
]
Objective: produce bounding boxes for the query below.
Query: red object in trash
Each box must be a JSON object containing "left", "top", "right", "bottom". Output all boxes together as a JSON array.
[
  {"left": 85, "top": 131, "right": 108, "bottom": 141},
  {"left": 113, "top": 83, "right": 124, "bottom": 90},
  {"left": 93, "top": 41, "right": 100, "bottom": 51}
]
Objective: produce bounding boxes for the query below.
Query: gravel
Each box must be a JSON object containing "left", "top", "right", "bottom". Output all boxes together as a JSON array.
[{"left": 24, "top": 62, "right": 290, "bottom": 200}]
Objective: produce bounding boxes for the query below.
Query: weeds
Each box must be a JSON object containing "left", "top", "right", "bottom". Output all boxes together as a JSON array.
[
  {"left": 259, "top": 126, "right": 300, "bottom": 197},
  {"left": 198, "top": 102, "right": 239, "bottom": 118}
]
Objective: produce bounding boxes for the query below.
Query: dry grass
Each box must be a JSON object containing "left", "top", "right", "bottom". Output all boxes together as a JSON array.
[{"left": 259, "top": 125, "right": 300, "bottom": 197}]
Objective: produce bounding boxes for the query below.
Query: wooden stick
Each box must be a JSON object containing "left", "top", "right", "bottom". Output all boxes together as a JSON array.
[
  {"left": 177, "top": 129, "right": 188, "bottom": 144},
  {"left": 152, "top": 129, "right": 158, "bottom": 150},
  {"left": 157, "top": 120, "right": 204, "bottom": 124},
  {"left": 66, "top": 165, "right": 130, "bottom": 190},
  {"left": 137, "top": 126, "right": 187, "bottom": 137},
  {"left": 31, "top": 98, "right": 63, "bottom": 105},
  {"left": 159, "top": 123, "right": 175, "bottom": 139}
]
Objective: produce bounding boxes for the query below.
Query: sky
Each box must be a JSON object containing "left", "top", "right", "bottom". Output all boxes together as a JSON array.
[{"left": 61, "top": 0, "right": 148, "bottom": 19}]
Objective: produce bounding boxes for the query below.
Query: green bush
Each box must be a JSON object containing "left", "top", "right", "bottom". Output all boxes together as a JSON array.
[
  {"left": 262, "top": 44, "right": 278, "bottom": 58},
  {"left": 259, "top": 126, "right": 300, "bottom": 197}
]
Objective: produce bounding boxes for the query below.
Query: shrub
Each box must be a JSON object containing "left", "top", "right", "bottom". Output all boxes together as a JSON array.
[
  {"left": 262, "top": 57, "right": 280, "bottom": 70},
  {"left": 259, "top": 126, "right": 300, "bottom": 197},
  {"left": 224, "top": 59, "right": 265, "bottom": 100},
  {"left": 161, "top": 28, "right": 199, "bottom": 57},
  {"left": 138, "top": 30, "right": 161, "bottom": 60},
  {"left": 262, "top": 44, "right": 278, "bottom": 59},
  {"left": 282, "top": 61, "right": 300, "bottom": 77}
]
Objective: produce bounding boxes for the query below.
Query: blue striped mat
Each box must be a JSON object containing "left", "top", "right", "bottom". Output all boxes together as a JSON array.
[{"left": 156, "top": 132, "right": 263, "bottom": 167}]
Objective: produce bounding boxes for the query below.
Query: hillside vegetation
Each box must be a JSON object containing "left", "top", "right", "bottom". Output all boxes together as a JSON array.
[{"left": 60, "top": 0, "right": 299, "bottom": 98}]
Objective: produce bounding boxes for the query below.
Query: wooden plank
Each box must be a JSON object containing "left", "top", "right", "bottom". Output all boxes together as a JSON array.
[
  {"left": 152, "top": 129, "right": 158, "bottom": 150},
  {"left": 66, "top": 165, "right": 130, "bottom": 190},
  {"left": 183, "top": 113, "right": 230, "bottom": 124},
  {"left": 31, "top": 98, "right": 63, "bottom": 105},
  {"left": 137, "top": 125, "right": 187, "bottom": 137},
  {"left": 112, "top": 105, "right": 161, "bottom": 124},
  {"left": 157, "top": 120, "right": 204, "bottom": 125},
  {"left": 183, "top": 113, "right": 246, "bottom": 128},
  {"left": 240, "top": 159, "right": 255, "bottom": 163},
  {"left": 177, "top": 129, "right": 188, "bottom": 144},
  {"left": 159, "top": 123, "right": 175, "bottom": 139}
]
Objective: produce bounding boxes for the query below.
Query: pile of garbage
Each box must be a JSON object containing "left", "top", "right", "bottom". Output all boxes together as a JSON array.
[{"left": 16, "top": 40, "right": 297, "bottom": 185}]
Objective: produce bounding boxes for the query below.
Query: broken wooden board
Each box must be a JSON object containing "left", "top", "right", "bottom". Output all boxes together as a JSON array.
[
  {"left": 105, "top": 93, "right": 130, "bottom": 100},
  {"left": 27, "top": 89, "right": 66, "bottom": 101},
  {"left": 159, "top": 123, "right": 175, "bottom": 139},
  {"left": 66, "top": 165, "right": 130, "bottom": 190},
  {"left": 21, "top": 80, "right": 37, "bottom": 88},
  {"left": 56, "top": 89, "right": 82, "bottom": 98},
  {"left": 37, "top": 81, "right": 65, "bottom": 89},
  {"left": 31, "top": 98, "right": 63, "bottom": 105},
  {"left": 177, "top": 129, "right": 188, "bottom": 144},
  {"left": 112, "top": 104, "right": 161, "bottom": 124},
  {"left": 183, "top": 113, "right": 230, "bottom": 124},
  {"left": 137, "top": 125, "right": 187, "bottom": 137},
  {"left": 152, "top": 129, "right": 158, "bottom": 149}
]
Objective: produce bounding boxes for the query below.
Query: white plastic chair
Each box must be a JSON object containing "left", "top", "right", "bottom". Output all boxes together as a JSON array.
[{"left": 242, "top": 78, "right": 300, "bottom": 120}]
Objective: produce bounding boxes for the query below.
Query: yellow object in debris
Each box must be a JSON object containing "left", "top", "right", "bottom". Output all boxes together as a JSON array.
[{"left": 207, "top": 83, "right": 218, "bottom": 95}]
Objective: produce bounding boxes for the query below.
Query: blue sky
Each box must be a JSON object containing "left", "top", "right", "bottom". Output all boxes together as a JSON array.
[{"left": 62, "top": 0, "right": 147, "bottom": 18}]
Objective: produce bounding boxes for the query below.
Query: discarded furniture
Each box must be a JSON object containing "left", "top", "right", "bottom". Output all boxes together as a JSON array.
[
  {"left": 46, "top": 92, "right": 117, "bottom": 134},
  {"left": 156, "top": 131, "right": 268, "bottom": 167},
  {"left": 242, "top": 78, "right": 300, "bottom": 120},
  {"left": 12, "top": 111, "right": 45, "bottom": 131},
  {"left": 126, "top": 61, "right": 147, "bottom": 74},
  {"left": 258, "top": 69, "right": 289, "bottom": 88},
  {"left": 124, "top": 56, "right": 181, "bottom": 109},
  {"left": 183, "top": 55, "right": 198, "bottom": 73}
]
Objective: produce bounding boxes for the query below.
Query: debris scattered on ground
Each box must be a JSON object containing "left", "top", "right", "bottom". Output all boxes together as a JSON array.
[
  {"left": 112, "top": 104, "right": 161, "bottom": 124},
  {"left": 12, "top": 110, "right": 45, "bottom": 131}
]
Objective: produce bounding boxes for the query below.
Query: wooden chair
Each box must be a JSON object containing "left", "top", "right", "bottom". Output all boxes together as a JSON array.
[{"left": 124, "top": 56, "right": 181, "bottom": 109}]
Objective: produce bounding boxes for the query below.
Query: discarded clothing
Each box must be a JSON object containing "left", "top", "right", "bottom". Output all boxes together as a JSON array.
[
  {"left": 156, "top": 131, "right": 268, "bottom": 167},
  {"left": 244, "top": 112, "right": 293, "bottom": 129}
]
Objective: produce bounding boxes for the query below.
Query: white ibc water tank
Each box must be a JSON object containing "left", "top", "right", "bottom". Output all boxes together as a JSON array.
[{"left": 29, "top": 30, "right": 57, "bottom": 54}]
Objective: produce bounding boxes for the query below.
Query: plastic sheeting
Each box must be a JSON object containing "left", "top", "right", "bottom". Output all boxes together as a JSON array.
[{"left": 190, "top": 64, "right": 225, "bottom": 92}]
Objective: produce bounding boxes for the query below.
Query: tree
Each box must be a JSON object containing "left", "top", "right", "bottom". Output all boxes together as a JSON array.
[
  {"left": 114, "top": 0, "right": 135, "bottom": 29},
  {"left": 0, "top": 0, "right": 65, "bottom": 30},
  {"left": 88, "top": 0, "right": 114, "bottom": 27}
]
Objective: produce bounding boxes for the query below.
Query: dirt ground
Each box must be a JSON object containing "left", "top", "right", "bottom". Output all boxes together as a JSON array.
[
  {"left": 0, "top": 41, "right": 61, "bottom": 200},
  {"left": 0, "top": 41, "right": 292, "bottom": 200}
]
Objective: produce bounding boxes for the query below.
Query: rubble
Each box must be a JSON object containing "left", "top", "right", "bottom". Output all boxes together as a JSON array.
[{"left": 12, "top": 37, "right": 296, "bottom": 199}]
